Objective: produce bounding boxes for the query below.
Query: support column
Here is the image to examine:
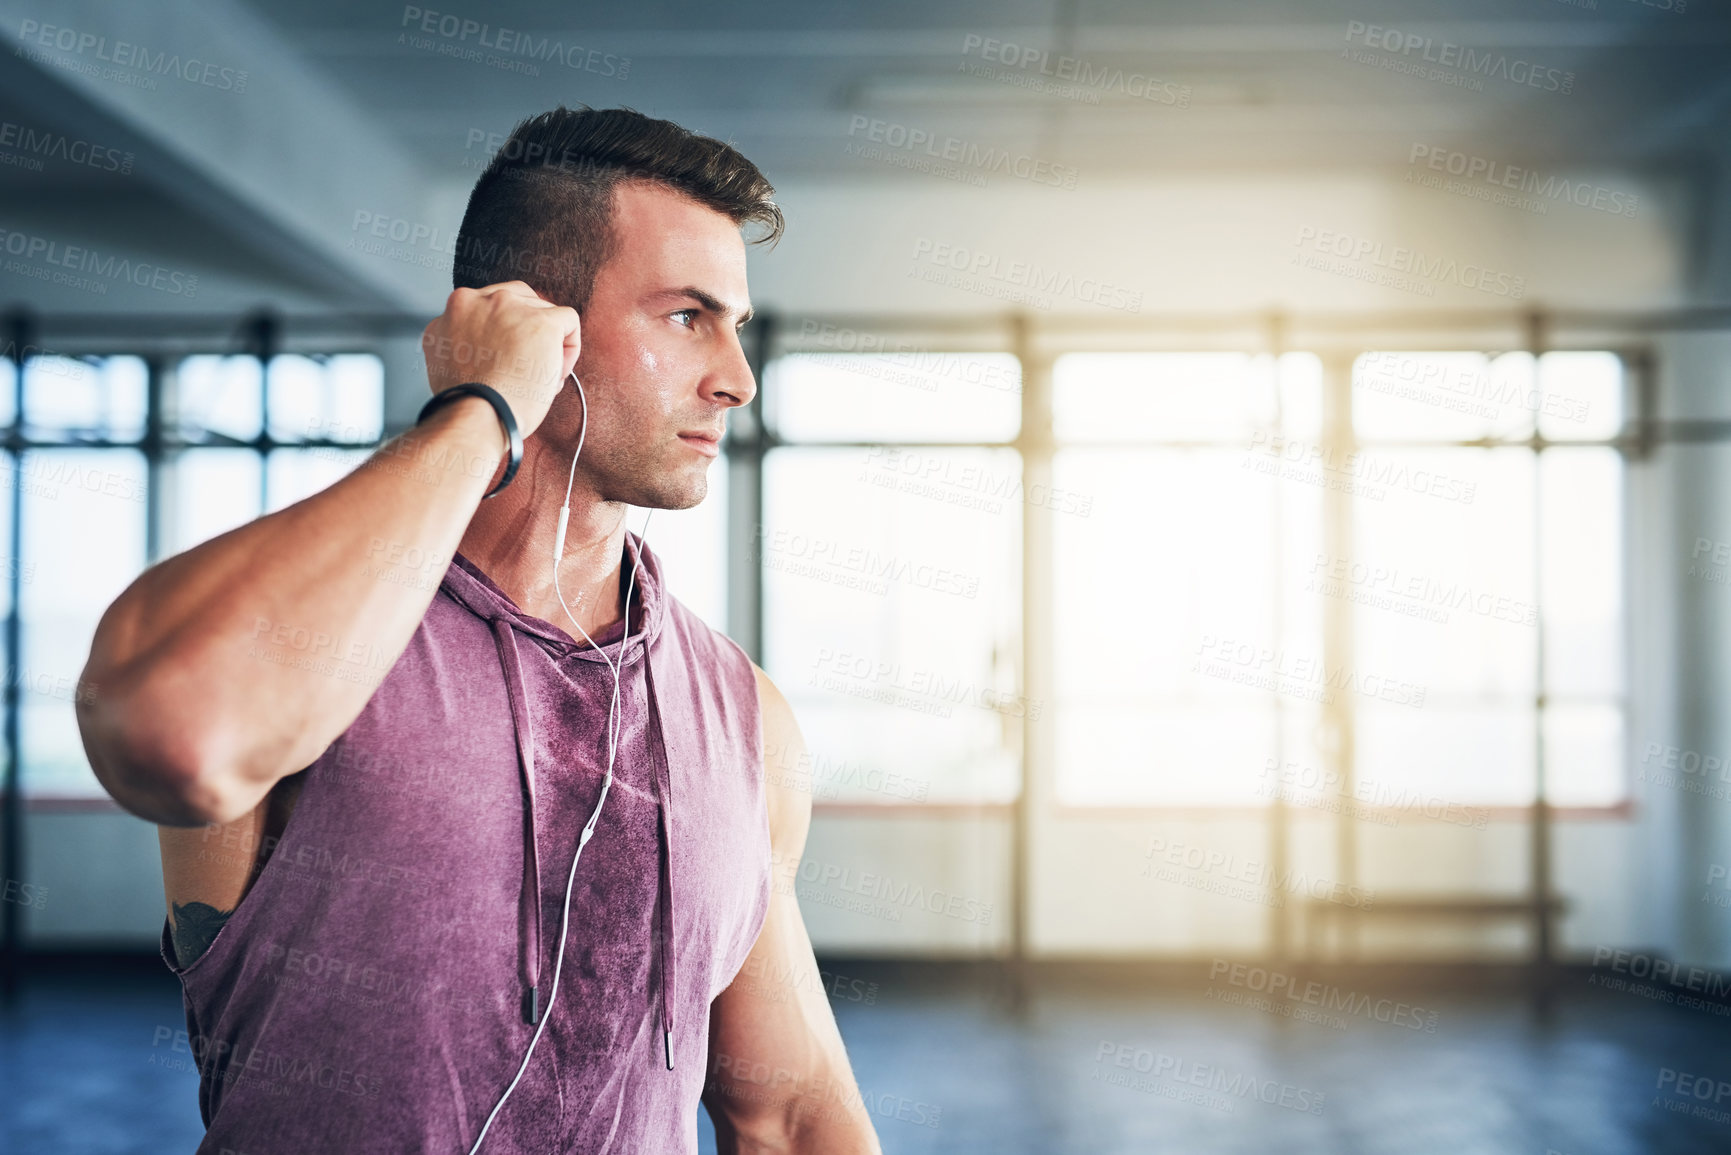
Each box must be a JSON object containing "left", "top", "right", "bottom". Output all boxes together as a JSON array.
[
  {"left": 1015, "top": 313, "right": 1051, "bottom": 999},
  {"left": 1, "top": 310, "right": 31, "bottom": 1003},
  {"left": 1320, "top": 351, "right": 1359, "bottom": 961}
]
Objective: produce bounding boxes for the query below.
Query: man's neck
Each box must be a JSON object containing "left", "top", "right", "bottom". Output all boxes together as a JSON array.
[{"left": 456, "top": 439, "right": 633, "bottom": 645}]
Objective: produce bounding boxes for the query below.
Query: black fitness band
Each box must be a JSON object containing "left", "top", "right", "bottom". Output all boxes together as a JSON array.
[{"left": 416, "top": 382, "right": 522, "bottom": 498}]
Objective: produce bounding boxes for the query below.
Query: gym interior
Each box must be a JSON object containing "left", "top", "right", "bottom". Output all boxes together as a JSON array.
[{"left": 2, "top": 2, "right": 1730, "bottom": 1153}]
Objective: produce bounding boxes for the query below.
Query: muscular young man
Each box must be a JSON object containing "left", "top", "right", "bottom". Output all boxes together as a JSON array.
[{"left": 76, "top": 106, "right": 881, "bottom": 1154}]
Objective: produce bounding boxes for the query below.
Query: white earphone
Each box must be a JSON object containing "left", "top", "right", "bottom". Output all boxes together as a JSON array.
[{"left": 467, "top": 372, "right": 654, "bottom": 1154}]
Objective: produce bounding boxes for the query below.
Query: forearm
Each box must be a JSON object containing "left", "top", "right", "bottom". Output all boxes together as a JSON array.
[
  {"left": 78, "top": 400, "right": 504, "bottom": 826},
  {"left": 707, "top": 1066, "right": 880, "bottom": 1155},
  {"left": 704, "top": 952, "right": 881, "bottom": 1155},
  {"left": 706, "top": 670, "right": 883, "bottom": 1154}
]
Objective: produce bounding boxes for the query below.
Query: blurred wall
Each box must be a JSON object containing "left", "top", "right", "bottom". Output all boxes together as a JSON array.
[{"left": 20, "top": 152, "right": 1728, "bottom": 965}]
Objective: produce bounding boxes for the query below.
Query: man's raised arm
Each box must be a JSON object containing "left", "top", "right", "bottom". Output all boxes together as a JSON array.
[{"left": 74, "top": 284, "right": 577, "bottom": 828}]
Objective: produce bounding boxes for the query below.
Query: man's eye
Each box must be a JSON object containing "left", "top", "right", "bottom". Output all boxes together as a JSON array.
[{"left": 672, "top": 309, "right": 698, "bottom": 327}]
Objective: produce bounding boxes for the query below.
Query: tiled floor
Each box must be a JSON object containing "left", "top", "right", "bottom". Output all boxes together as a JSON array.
[{"left": 3, "top": 957, "right": 1727, "bottom": 1154}]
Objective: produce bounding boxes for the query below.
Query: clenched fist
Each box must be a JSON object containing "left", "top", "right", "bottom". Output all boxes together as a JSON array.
[{"left": 420, "top": 281, "right": 581, "bottom": 439}]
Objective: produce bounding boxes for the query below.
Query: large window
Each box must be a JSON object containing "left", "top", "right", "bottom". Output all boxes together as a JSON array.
[
  {"left": 1351, "top": 350, "right": 1624, "bottom": 809},
  {"left": 16, "top": 352, "right": 384, "bottom": 797},
  {"left": 16, "top": 356, "right": 149, "bottom": 799},
  {"left": 761, "top": 349, "right": 1023, "bottom": 804},
  {"left": 1052, "top": 349, "right": 1625, "bottom": 810},
  {"left": 14, "top": 337, "right": 1630, "bottom": 814},
  {"left": 1052, "top": 352, "right": 1327, "bottom": 806}
]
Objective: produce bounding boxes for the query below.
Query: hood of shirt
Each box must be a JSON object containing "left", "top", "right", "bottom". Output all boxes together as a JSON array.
[{"left": 437, "top": 531, "right": 681, "bottom": 1067}]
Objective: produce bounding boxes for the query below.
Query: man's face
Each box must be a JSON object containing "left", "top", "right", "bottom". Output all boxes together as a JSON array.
[{"left": 560, "top": 180, "right": 756, "bottom": 510}]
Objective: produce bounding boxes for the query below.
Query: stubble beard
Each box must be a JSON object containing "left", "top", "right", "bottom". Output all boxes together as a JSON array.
[{"left": 588, "top": 433, "right": 711, "bottom": 511}]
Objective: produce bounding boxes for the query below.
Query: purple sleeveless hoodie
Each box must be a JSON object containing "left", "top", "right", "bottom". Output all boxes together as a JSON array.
[{"left": 158, "top": 533, "right": 772, "bottom": 1153}]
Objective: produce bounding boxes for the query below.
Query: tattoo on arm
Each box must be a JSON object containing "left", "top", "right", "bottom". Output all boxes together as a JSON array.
[{"left": 170, "top": 901, "right": 234, "bottom": 968}]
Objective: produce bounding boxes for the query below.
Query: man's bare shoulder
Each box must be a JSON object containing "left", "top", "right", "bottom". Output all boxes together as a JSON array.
[{"left": 747, "top": 661, "right": 812, "bottom": 853}]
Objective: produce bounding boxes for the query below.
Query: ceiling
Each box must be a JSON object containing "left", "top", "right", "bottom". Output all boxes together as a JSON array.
[
  {"left": 254, "top": 0, "right": 1731, "bottom": 180},
  {"left": 0, "top": 0, "right": 1727, "bottom": 314}
]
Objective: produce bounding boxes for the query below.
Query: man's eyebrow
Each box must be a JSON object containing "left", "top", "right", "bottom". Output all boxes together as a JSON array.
[{"left": 660, "top": 286, "right": 754, "bottom": 327}]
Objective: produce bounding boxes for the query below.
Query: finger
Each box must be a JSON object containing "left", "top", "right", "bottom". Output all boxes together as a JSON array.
[
  {"left": 554, "top": 309, "right": 581, "bottom": 377},
  {"left": 475, "top": 280, "right": 542, "bottom": 301}
]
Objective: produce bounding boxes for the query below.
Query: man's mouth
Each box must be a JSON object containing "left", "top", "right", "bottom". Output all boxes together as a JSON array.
[{"left": 677, "top": 429, "right": 722, "bottom": 457}]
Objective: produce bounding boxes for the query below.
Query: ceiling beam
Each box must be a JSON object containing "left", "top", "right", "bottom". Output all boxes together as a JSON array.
[{"left": 0, "top": 0, "right": 447, "bottom": 310}]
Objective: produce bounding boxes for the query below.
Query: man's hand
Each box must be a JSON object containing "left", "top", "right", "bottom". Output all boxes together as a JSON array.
[{"left": 420, "top": 281, "right": 581, "bottom": 437}]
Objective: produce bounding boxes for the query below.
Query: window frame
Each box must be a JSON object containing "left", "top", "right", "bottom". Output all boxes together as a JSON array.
[
  {"left": 759, "top": 324, "right": 1641, "bottom": 823},
  {"left": 14, "top": 322, "right": 1643, "bottom": 827},
  {"left": 12, "top": 345, "right": 386, "bottom": 806}
]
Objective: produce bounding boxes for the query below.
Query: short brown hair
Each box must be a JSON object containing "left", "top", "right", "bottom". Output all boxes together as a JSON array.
[{"left": 452, "top": 105, "right": 782, "bottom": 311}]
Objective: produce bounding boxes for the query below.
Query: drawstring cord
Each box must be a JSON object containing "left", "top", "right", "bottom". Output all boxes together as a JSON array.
[
  {"left": 642, "top": 647, "right": 677, "bottom": 1070},
  {"left": 489, "top": 620, "right": 544, "bottom": 1021}
]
